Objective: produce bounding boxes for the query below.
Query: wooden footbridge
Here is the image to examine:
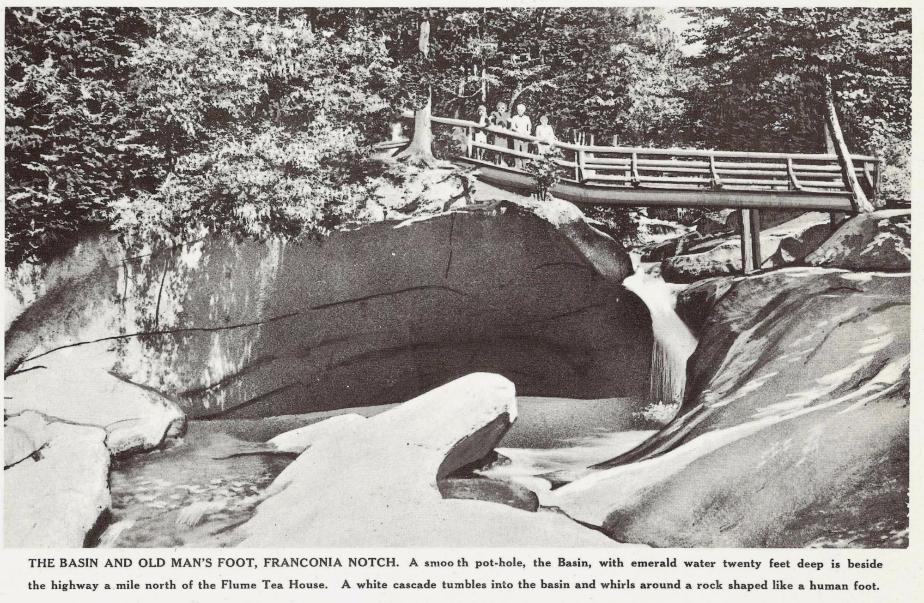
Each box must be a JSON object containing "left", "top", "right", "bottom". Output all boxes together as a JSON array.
[{"left": 381, "top": 114, "right": 880, "bottom": 273}]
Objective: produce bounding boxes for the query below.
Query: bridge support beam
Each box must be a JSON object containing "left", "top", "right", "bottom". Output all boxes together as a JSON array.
[{"left": 740, "top": 209, "right": 762, "bottom": 274}]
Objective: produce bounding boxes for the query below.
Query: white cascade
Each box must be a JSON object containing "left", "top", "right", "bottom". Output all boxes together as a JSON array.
[{"left": 622, "top": 264, "right": 698, "bottom": 404}]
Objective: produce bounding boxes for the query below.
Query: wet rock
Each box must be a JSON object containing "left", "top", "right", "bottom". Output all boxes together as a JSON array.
[
  {"left": 548, "top": 268, "right": 909, "bottom": 547},
  {"left": 5, "top": 421, "right": 110, "bottom": 547},
  {"left": 806, "top": 209, "right": 910, "bottom": 272},
  {"left": 236, "top": 373, "right": 617, "bottom": 546},
  {"left": 695, "top": 211, "right": 734, "bottom": 236},
  {"left": 438, "top": 477, "right": 539, "bottom": 512},
  {"left": 675, "top": 277, "right": 734, "bottom": 336},
  {"left": 6, "top": 200, "right": 650, "bottom": 419}
]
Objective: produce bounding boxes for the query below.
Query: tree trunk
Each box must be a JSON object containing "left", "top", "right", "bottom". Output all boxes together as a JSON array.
[
  {"left": 824, "top": 74, "right": 873, "bottom": 212},
  {"left": 396, "top": 19, "right": 437, "bottom": 166},
  {"left": 509, "top": 84, "right": 524, "bottom": 110}
]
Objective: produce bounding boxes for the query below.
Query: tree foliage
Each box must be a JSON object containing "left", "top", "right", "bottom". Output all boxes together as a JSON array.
[
  {"left": 112, "top": 9, "right": 400, "bottom": 246},
  {"left": 5, "top": 7, "right": 155, "bottom": 266},
  {"left": 4, "top": 7, "right": 913, "bottom": 267},
  {"left": 679, "top": 8, "right": 911, "bottom": 159}
]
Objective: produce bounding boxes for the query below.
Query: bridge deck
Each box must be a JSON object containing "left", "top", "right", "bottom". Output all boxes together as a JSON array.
[
  {"left": 460, "top": 158, "right": 859, "bottom": 212},
  {"left": 390, "top": 114, "right": 880, "bottom": 214}
]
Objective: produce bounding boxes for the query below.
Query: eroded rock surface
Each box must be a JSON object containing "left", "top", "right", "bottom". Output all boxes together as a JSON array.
[
  {"left": 6, "top": 200, "right": 649, "bottom": 419},
  {"left": 236, "top": 373, "right": 618, "bottom": 546},
  {"left": 807, "top": 209, "right": 910, "bottom": 271},
  {"left": 547, "top": 268, "right": 909, "bottom": 547}
]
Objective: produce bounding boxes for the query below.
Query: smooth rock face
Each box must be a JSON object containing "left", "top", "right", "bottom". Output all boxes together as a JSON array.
[
  {"left": 4, "top": 353, "right": 186, "bottom": 456},
  {"left": 5, "top": 421, "right": 110, "bottom": 547},
  {"left": 548, "top": 268, "right": 909, "bottom": 547},
  {"left": 674, "top": 277, "right": 734, "bottom": 336},
  {"left": 661, "top": 212, "right": 833, "bottom": 283},
  {"left": 236, "top": 373, "right": 617, "bottom": 547},
  {"left": 6, "top": 201, "right": 649, "bottom": 419},
  {"left": 806, "top": 209, "right": 910, "bottom": 271},
  {"left": 267, "top": 413, "right": 366, "bottom": 454},
  {"left": 4, "top": 411, "right": 49, "bottom": 469}
]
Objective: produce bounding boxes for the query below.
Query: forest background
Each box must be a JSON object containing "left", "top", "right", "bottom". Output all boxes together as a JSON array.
[{"left": 4, "top": 6, "right": 912, "bottom": 268}]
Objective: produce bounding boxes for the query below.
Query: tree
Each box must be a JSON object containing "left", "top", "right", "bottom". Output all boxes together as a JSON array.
[
  {"left": 395, "top": 17, "right": 437, "bottom": 165},
  {"left": 680, "top": 7, "right": 911, "bottom": 204},
  {"left": 110, "top": 8, "right": 401, "bottom": 246},
  {"left": 4, "top": 7, "right": 156, "bottom": 267}
]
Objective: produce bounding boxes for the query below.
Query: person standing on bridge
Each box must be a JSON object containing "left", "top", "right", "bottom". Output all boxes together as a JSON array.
[
  {"left": 534, "top": 114, "right": 556, "bottom": 155},
  {"left": 473, "top": 104, "right": 488, "bottom": 161},
  {"left": 489, "top": 101, "right": 511, "bottom": 166},
  {"left": 509, "top": 103, "right": 533, "bottom": 168}
]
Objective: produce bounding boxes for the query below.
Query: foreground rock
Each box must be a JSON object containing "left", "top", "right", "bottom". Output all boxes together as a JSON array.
[
  {"left": 5, "top": 417, "right": 110, "bottom": 547},
  {"left": 546, "top": 268, "right": 909, "bottom": 547},
  {"left": 4, "top": 352, "right": 186, "bottom": 456},
  {"left": 6, "top": 198, "right": 649, "bottom": 418},
  {"left": 660, "top": 212, "right": 833, "bottom": 283},
  {"left": 806, "top": 209, "right": 910, "bottom": 271},
  {"left": 235, "top": 373, "right": 618, "bottom": 546},
  {"left": 4, "top": 347, "right": 184, "bottom": 548}
]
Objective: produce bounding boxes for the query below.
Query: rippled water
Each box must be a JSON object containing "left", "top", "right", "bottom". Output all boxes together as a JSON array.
[
  {"left": 97, "top": 396, "right": 650, "bottom": 548},
  {"left": 97, "top": 422, "right": 294, "bottom": 548}
]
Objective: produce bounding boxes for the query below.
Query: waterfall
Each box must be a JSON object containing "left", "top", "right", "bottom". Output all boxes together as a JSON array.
[{"left": 622, "top": 264, "right": 698, "bottom": 405}]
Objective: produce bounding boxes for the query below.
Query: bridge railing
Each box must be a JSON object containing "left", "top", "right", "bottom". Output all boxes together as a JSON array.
[{"left": 420, "top": 115, "right": 880, "bottom": 202}]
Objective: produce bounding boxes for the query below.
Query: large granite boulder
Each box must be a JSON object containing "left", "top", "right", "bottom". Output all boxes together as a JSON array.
[
  {"left": 806, "top": 209, "right": 910, "bottom": 271},
  {"left": 546, "top": 268, "right": 909, "bottom": 547},
  {"left": 235, "top": 373, "right": 619, "bottom": 546},
  {"left": 661, "top": 212, "right": 833, "bottom": 283},
  {"left": 6, "top": 199, "right": 649, "bottom": 419},
  {"left": 5, "top": 417, "right": 110, "bottom": 547}
]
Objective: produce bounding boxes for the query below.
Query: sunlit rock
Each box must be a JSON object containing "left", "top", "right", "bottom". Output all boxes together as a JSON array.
[
  {"left": 806, "top": 209, "right": 910, "bottom": 272},
  {"left": 661, "top": 212, "right": 832, "bottom": 283},
  {"left": 268, "top": 413, "right": 366, "bottom": 454},
  {"left": 4, "top": 353, "right": 186, "bottom": 456},
  {"left": 5, "top": 422, "right": 110, "bottom": 547},
  {"left": 235, "top": 373, "right": 619, "bottom": 546},
  {"left": 4, "top": 411, "right": 49, "bottom": 469}
]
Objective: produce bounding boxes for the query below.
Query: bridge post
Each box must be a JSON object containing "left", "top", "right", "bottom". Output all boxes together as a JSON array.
[
  {"left": 749, "top": 209, "right": 762, "bottom": 270},
  {"left": 740, "top": 209, "right": 761, "bottom": 274}
]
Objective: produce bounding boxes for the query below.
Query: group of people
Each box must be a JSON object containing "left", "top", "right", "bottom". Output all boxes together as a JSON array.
[{"left": 472, "top": 101, "right": 556, "bottom": 167}]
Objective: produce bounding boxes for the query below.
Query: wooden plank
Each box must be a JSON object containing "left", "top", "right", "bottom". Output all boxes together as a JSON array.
[
  {"left": 422, "top": 113, "right": 877, "bottom": 161},
  {"left": 459, "top": 159, "right": 858, "bottom": 211}
]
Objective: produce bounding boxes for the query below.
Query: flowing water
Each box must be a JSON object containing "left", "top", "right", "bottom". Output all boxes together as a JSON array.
[
  {"left": 622, "top": 264, "right": 698, "bottom": 405},
  {"left": 96, "top": 422, "right": 295, "bottom": 548}
]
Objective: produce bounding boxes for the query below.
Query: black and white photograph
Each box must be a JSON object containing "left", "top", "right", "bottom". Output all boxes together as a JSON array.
[{"left": 2, "top": 2, "right": 913, "bottom": 560}]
